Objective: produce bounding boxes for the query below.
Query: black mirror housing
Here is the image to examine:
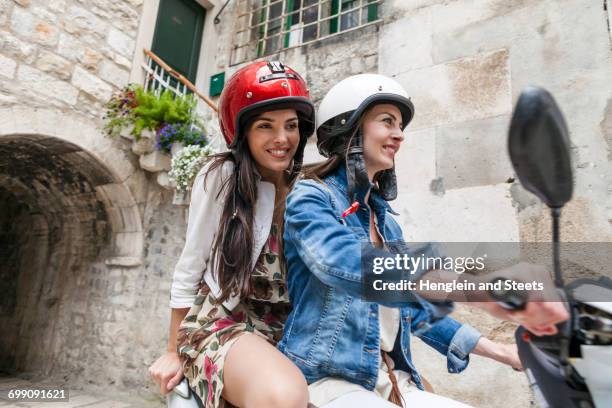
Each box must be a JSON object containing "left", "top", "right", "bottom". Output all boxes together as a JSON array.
[{"left": 508, "top": 86, "right": 573, "bottom": 209}]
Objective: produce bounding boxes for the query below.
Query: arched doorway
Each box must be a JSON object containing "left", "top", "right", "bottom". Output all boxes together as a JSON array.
[{"left": 0, "top": 129, "right": 143, "bottom": 377}]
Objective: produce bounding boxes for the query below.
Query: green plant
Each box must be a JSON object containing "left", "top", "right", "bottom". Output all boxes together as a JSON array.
[
  {"left": 179, "top": 124, "right": 209, "bottom": 146},
  {"left": 131, "top": 88, "right": 196, "bottom": 137},
  {"left": 103, "top": 84, "right": 139, "bottom": 138},
  {"left": 103, "top": 84, "right": 202, "bottom": 141}
]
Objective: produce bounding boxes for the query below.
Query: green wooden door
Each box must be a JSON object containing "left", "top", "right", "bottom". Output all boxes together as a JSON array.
[{"left": 151, "top": 0, "right": 205, "bottom": 86}]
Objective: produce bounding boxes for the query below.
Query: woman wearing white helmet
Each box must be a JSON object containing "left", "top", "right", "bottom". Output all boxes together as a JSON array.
[{"left": 278, "top": 74, "right": 569, "bottom": 407}]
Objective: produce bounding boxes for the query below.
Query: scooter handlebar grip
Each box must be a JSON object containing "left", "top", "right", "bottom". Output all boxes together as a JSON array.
[{"left": 488, "top": 277, "right": 528, "bottom": 311}]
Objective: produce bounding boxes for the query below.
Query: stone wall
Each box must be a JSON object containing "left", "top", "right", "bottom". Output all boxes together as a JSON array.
[
  {"left": 378, "top": 1, "right": 612, "bottom": 406},
  {"left": 0, "top": 0, "right": 140, "bottom": 116},
  {"left": 0, "top": 0, "right": 173, "bottom": 403},
  {"left": 208, "top": 0, "right": 381, "bottom": 107},
  {"left": 381, "top": 0, "right": 611, "bottom": 245}
]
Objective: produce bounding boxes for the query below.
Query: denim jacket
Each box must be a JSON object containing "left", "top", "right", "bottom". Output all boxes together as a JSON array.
[{"left": 278, "top": 166, "right": 482, "bottom": 391}]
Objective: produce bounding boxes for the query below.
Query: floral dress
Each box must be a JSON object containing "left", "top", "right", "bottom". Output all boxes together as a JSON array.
[{"left": 176, "top": 224, "right": 290, "bottom": 408}]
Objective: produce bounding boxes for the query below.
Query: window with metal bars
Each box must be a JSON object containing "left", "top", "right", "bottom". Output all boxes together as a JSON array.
[{"left": 231, "top": 0, "right": 381, "bottom": 65}]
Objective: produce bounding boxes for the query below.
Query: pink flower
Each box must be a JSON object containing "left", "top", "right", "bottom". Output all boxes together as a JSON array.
[
  {"left": 263, "top": 313, "right": 279, "bottom": 326},
  {"left": 212, "top": 317, "right": 235, "bottom": 333},
  {"left": 211, "top": 312, "right": 245, "bottom": 333},
  {"left": 268, "top": 234, "right": 279, "bottom": 254},
  {"left": 204, "top": 356, "right": 218, "bottom": 403}
]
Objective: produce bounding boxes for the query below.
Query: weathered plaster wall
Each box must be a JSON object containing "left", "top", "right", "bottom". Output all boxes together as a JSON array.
[{"left": 378, "top": 1, "right": 612, "bottom": 406}]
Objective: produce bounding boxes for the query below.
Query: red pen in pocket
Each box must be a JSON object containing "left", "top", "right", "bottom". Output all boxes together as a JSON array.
[{"left": 342, "top": 201, "right": 360, "bottom": 218}]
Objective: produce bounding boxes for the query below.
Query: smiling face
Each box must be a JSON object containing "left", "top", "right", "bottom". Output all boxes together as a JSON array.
[
  {"left": 246, "top": 109, "right": 300, "bottom": 181},
  {"left": 361, "top": 103, "right": 405, "bottom": 180}
]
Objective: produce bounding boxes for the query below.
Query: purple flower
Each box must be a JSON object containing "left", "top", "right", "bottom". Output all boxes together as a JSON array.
[{"left": 155, "top": 123, "right": 180, "bottom": 152}]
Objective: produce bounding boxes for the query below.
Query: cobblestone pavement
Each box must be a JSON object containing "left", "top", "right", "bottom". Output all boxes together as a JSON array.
[{"left": 0, "top": 375, "right": 163, "bottom": 407}]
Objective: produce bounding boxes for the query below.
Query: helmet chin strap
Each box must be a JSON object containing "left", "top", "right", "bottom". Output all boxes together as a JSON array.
[
  {"left": 346, "top": 128, "right": 369, "bottom": 203},
  {"left": 346, "top": 128, "right": 398, "bottom": 202},
  {"left": 377, "top": 167, "right": 398, "bottom": 201}
]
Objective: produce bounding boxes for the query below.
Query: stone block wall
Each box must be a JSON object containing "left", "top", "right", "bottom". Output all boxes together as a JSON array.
[
  {"left": 208, "top": 0, "right": 381, "bottom": 107},
  {"left": 0, "top": 0, "right": 139, "bottom": 117},
  {"left": 0, "top": 1, "right": 175, "bottom": 403},
  {"left": 381, "top": 0, "right": 611, "bottom": 244},
  {"left": 378, "top": 1, "right": 612, "bottom": 406}
]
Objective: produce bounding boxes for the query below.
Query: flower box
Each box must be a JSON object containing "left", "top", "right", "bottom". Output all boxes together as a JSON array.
[
  {"left": 172, "top": 190, "right": 190, "bottom": 206},
  {"left": 104, "top": 84, "right": 216, "bottom": 197},
  {"left": 139, "top": 151, "right": 171, "bottom": 173}
]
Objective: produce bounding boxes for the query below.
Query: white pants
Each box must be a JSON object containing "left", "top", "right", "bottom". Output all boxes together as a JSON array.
[
  {"left": 310, "top": 368, "right": 474, "bottom": 408},
  {"left": 320, "top": 389, "right": 474, "bottom": 408}
]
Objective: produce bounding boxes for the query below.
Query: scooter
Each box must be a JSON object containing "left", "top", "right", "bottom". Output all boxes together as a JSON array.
[
  {"left": 498, "top": 86, "right": 612, "bottom": 408},
  {"left": 166, "top": 379, "right": 203, "bottom": 408}
]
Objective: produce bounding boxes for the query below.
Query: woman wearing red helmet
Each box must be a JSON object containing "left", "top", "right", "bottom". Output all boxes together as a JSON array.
[{"left": 149, "top": 61, "right": 315, "bottom": 408}]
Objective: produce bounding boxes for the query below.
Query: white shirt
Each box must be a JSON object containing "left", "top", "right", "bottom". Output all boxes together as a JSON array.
[{"left": 169, "top": 160, "right": 276, "bottom": 310}]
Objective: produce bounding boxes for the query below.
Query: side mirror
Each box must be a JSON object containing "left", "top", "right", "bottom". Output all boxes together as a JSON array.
[{"left": 508, "top": 86, "right": 573, "bottom": 208}]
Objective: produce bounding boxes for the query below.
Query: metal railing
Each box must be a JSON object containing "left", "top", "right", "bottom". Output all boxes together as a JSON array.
[{"left": 142, "top": 48, "right": 218, "bottom": 112}]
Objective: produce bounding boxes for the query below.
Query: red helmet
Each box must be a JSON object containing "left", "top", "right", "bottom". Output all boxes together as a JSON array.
[{"left": 218, "top": 61, "right": 315, "bottom": 148}]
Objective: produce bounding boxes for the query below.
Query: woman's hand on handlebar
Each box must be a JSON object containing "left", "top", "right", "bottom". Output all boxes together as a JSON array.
[
  {"left": 149, "top": 351, "right": 184, "bottom": 395},
  {"left": 475, "top": 300, "right": 569, "bottom": 336},
  {"left": 475, "top": 262, "right": 569, "bottom": 336},
  {"left": 473, "top": 337, "right": 523, "bottom": 371}
]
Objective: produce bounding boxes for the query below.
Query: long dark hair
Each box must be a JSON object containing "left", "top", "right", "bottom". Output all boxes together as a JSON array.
[{"left": 203, "top": 119, "right": 303, "bottom": 303}]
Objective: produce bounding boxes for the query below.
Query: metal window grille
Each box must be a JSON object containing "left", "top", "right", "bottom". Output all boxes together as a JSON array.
[{"left": 231, "top": 0, "right": 382, "bottom": 65}]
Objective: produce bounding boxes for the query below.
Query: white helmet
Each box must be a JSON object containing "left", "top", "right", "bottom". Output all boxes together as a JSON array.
[
  {"left": 316, "top": 74, "right": 414, "bottom": 156},
  {"left": 315, "top": 74, "right": 414, "bottom": 202}
]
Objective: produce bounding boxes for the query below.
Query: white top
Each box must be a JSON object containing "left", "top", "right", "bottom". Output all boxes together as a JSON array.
[
  {"left": 169, "top": 160, "right": 276, "bottom": 310},
  {"left": 379, "top": 305, "right": 400, "bottom": 352}
]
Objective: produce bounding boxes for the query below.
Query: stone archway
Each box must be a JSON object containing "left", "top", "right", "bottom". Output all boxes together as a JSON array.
[{"left": 0, "top": 108, "right": 145, "bottom": 376}]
